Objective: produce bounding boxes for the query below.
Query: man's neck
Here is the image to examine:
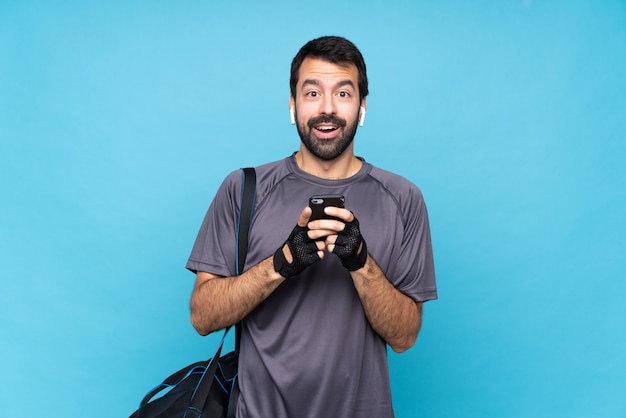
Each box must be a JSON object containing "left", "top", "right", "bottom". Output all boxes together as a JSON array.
[{"left": 294, "top": 147, "right": 362, "bottom": 180}]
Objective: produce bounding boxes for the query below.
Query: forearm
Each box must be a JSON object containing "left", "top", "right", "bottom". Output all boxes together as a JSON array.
[
  {"left": 190, "top": 256, "right": 284, "bottom": 335},
  {"left": 350, "top": 256, "right": 423, "bottom": 353}
]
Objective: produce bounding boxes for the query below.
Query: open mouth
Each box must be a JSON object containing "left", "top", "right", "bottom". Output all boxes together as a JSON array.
[
  {"left": 308, "top": 115, "right": 346, "bottom": 139},
  {"left": 315, "top": 124, "right": 339, "bottom": 134},
  {"left": 308, "top": 115, "right": 346, "bottom": 132}
]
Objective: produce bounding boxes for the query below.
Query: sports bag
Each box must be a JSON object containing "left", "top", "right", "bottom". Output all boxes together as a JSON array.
[
  {"left": 129, "top": 167, "right": 256, "bottom": 418},
  {"left": 129, "top": 332, "right": 239, "bottom": 418}
]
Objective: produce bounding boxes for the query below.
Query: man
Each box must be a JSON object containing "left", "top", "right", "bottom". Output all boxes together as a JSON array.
[{"left": 186, "top": 36, "right": 437, "bottom": 418}]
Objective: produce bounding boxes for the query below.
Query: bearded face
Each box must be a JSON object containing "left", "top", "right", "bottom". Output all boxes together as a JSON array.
[
  {"left": 295, "top": 111, "right": 359, "bottom": 161},
  {"left": 291, "top": 58, "right": 364, "bottom": 161}
]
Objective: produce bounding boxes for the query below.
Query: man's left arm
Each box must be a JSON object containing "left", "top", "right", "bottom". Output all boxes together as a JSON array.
[
  {"left": 350, "top": 256, "right": 423, "bottom": 353},
  {"left": 310, "top": 207, "right": 426, "bottom": 353}
]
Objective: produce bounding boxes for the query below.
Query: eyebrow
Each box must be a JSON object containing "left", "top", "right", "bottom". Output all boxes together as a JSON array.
[{"left": 301, "top": 79, "right": 356, "bottom": 89}]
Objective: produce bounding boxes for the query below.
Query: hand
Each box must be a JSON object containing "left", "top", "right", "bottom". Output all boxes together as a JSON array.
[
  {"left": 309, "top": 208, "right": 368, "bottom": 272},
  {"left": 273, "top": 207, "right": 324, "bottom": 278}
]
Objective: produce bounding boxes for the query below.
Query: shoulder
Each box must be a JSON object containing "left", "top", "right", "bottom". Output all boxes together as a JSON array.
[
  {"left": 218, "top": 157, "right": 293, "bottom": 207},
  {"left": 366, "top": 164, "right": 426, "bottom": 208},
  {"left": 221, "top": 157, "right": 289, "bottom": 187}
]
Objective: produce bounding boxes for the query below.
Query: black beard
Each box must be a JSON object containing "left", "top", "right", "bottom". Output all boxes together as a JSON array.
[{"left": 296, "top": 114, "right": 359, "bottom": 161}]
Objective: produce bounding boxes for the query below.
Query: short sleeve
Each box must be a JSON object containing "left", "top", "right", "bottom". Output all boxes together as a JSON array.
[
  {"left": 185, "top": 170, "right": 242, "bottom": 277},
  {"left": 388, "top": 186, "right": 437, "bottom": 302}
]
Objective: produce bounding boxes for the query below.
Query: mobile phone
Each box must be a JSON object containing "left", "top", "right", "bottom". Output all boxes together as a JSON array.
[{"left": 309, "top": 195, "right": 345, "bottom": 221}]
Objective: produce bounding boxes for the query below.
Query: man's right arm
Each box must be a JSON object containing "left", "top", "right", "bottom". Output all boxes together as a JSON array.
[
  {"left": 190, "top": 206, "right": 323, "bottom": 336},
  {"left": 190, "top": 256, "right": 285, "bottom": 336}
]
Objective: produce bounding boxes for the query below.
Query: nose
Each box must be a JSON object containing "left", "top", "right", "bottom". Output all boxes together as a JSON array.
[{"left": 318, "top": 94, "right": 336, "bottom": 115}]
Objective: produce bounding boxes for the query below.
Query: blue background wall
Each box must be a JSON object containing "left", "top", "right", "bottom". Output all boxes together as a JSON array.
[{"left": 1, "top": 1, "right": 625, "bottom": 416}]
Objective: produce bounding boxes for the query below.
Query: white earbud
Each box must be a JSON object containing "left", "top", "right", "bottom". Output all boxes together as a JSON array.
[
  {"left": 290, "top": 107, "right": 296, "bottom": 125},
  {"left": 359, "top": 107, "right": 366, "bottom": 127}
]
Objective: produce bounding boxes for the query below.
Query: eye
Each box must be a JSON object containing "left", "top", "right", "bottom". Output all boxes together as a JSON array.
[
  {"left": 337, "top": 91, "right": 351, "bottom": 98},
  {"left": 306, "top": 91, "right": 319, "bottom": 98}
]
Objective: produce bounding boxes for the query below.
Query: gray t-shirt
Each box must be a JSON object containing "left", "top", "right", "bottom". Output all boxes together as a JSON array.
[{"left": 187, "top": 155, "right": 437, "bottom": 418}]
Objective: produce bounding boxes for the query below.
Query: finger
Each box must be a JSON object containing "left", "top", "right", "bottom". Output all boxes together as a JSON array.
[
  {"left": 322, "top": 207, "right": 354, "bottom": 222},
  {"left": 325, "top": 235, "right": 337, "bottom": 253},
  {"left": 308, "top": 218, "right": 344, "bottom": 232},
  {"left": 297, "top": 206, "right": 313, "bottom": 227},
  {"left": 308, "top": 228, "right": 335, "bottom": 240}
]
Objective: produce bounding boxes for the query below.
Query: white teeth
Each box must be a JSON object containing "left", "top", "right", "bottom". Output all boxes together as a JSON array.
[{"left": 318, "top": 126, "right": 336, "bottom": 131}]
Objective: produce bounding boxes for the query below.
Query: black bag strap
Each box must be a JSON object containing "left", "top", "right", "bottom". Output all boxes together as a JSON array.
[
  {"left": 138, "top": 330, "right": 230, "bottom": 409},
  {"left": 187, "top": 167, "right": 256, "bottom": 415},
  {"left": 235, "top": 167, "right": 256, "bottom": 350},
  {"left": 187, "top": 333, "right": 228, "bottom": 413},
  {"left": 237, "top": 167, "right": 256, "bottom": 276},
  {"left": 139, "top": 360, "right": 206, "bottom": 407}
]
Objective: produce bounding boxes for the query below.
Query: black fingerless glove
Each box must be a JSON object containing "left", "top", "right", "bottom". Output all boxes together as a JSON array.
[
  {"left": 332, "top": 216, "right": 368, "bottom": 271},
  {"left": 273, "top": 225, "right": 320, "bottom": 278}
]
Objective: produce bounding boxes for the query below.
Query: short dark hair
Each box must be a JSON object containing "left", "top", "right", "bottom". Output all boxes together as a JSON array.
[{"left": 290, "top": 36, "right": 368, "bottom": 101}]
